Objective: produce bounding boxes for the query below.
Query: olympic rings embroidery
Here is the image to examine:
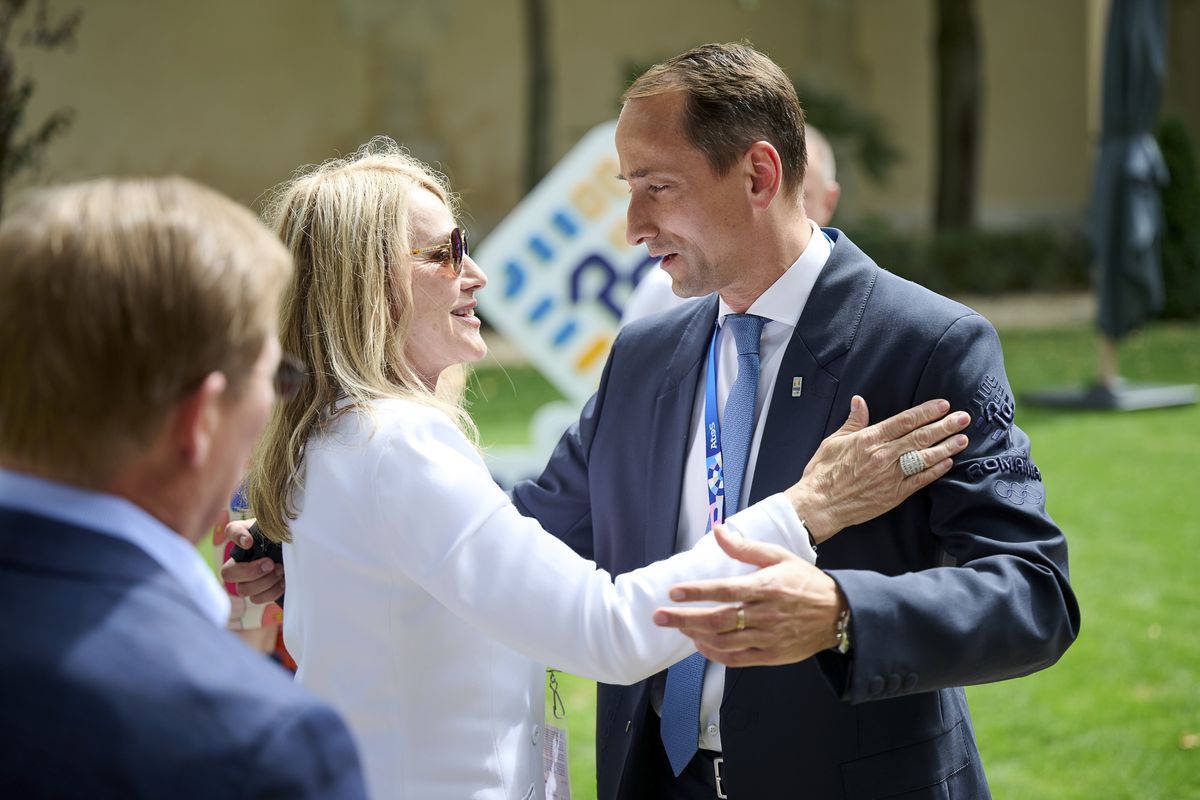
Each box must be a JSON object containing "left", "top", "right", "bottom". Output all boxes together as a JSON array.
[{"left": 993, "top": 480, "right": 1044, "bottom": 506}]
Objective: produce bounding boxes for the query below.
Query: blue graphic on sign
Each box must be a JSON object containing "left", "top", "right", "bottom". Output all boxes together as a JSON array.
[
  {"left": 553, "top": 321, "right": 578, "bottom": 347},
  {"left": 571, "top": 254, "right": 622, "bottom": 319},
  {"left": 529, "top": 235, "right": 554, "bottom": 262},
  {"left": 475, "top": 120, "right": 651, "bottom": 407},
  {"left": 474, "top": 120, "right": 661, "bottom": 484},
  {"left": 504, "top": 261, "right": 526, "bottom": 298},
  {"left": 529, "top": 297, "right": 554, "bottom": 323},
  {"left": 552, "top": 210, "right": 578, "bottom": 238}
]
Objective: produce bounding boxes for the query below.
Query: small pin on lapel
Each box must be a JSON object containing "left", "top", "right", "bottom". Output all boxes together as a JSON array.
[{"left": 791, "top": 377, "right": 803, "bottom": 397}]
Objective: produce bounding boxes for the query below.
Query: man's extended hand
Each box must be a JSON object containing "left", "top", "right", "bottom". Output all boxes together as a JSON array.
[
  {"left": 652, "top": 525, "right": 845, "bottom": 667},
  {"left": 218, "top": 518, "right": 286, "bottom": 605}
]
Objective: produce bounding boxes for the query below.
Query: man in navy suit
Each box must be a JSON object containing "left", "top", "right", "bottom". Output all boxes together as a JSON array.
[
  {"left": 508, "top": 43, "right": 1080, "bottom": 798},
  {"left": 223, "top": 42, "right": 1079, "bottom": 800},
  {"left": 0, "top": 177, "right": 367, "bottom": 798}
]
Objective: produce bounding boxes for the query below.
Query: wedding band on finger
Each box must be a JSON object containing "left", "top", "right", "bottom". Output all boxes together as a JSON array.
[
  {"left": 735, "top": 605, "right": 746, "bottom": 632},
  {"left": 899, "top": 450, "right": 927, "bottom": 477}
]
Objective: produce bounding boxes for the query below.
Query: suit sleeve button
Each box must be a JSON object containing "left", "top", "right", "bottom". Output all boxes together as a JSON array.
[
  {"left": 867, "top": 676, "right": 884, "bottom": 696},
  {"left": 886, "top": 674, "right": 902, "bottom": 693}
]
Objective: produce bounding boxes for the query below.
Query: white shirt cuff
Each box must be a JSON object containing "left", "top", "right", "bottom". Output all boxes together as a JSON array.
[{"left": 725, "top": 493, "right": 817, "bottom": 564}]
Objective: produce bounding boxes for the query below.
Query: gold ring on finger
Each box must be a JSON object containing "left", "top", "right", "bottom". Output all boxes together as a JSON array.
[{"left": 735, "top": 605, "right": 746, "bottom": 632}]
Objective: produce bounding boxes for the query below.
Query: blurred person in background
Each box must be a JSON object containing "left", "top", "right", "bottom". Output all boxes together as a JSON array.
[{"left": 0, "top": 177, "right": 366, "bottom": 799}]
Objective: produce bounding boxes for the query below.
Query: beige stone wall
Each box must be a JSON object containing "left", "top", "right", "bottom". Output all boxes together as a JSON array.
[
  {"left": 977, "top": 0, "right": 1091, "bottom": 225},
  {"left": 842, "top": 0, "right": 933, "bottom": 227},
  {"left": 14, "top": 0, "right": 374, "bottom": 209},
  {"left": 11, "top": 0, "right": 1154, "bottom": 235},
  {"left": 845, "top": 0, "right": 1093, "bottom": 228}
]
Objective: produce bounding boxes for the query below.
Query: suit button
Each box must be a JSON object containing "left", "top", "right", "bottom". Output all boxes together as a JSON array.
[
  {"left": 903, "top": 674, "right": 918, "bottom": 692},
  {"left": 886, "top": 674, "right": 902, "bottom": 694},
  {"left": 867, "top": 676, "right": 884, "bottom": 697},
  {"left": 531, "top": 725, "right": 541, "bottom": 745}
]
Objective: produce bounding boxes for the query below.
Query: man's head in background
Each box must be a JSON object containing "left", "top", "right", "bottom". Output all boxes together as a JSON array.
[
  {"left": 0, "top": 177, "right": 293, "bottom": 543},
  {"left": 802, "top": 124, "right": 841, "bottom": 227}
]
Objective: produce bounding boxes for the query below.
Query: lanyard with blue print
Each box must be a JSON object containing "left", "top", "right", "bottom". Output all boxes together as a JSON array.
[
  {"left": 703, "top": 325, "right": 727, "bottom": 531},
  {"left": 702, "top": 228, "right": 834, "bottom": 529}
]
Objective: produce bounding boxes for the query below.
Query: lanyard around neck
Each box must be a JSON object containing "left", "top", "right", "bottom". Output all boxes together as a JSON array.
[
  {"left": 703, "top": 324, "right": 726, "bottom": 530},
  {"left": 702, "top": 230, "right": 831, "bottom": 529}
]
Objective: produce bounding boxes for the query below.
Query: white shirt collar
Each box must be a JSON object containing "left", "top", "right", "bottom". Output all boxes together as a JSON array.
[
  {"left": 0, "top": 468, "right": 231, "bottom": 627},
  {"left": 717, "top": 219, "right": 831, "bottom": 329}
]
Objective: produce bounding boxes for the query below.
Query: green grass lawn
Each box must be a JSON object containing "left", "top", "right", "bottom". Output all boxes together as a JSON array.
[{"left": 472, "top": 321, "right": 1200, "bottom": 800}]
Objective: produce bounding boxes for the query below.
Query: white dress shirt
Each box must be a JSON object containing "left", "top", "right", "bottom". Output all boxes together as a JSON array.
[
  {"left": 282, "top": 398, "right": 815, "bottom": 799},
  {"left": 0, "top": 468, "right": 230, "bottom": 627},
  {"left": 674, "top": 220, "right": 832, "bottom": 751}
]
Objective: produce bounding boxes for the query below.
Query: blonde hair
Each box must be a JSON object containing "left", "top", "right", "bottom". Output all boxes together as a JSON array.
[
  {"left": 0, "top": 176, "right": 291, "bottom": 484},
  {"left": 248, "top": 137, "right": 477, "bottom": 544},
  {"left": 623, "top": 41, "right": 807, "bottom": 197}
]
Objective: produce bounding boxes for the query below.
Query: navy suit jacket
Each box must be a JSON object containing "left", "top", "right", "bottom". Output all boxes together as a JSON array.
[
  {"left": 0, "top": 508, "right": 367, "bottom": 799},
  {"left": 513, "top": 231, "right": 1081, "bottom": 799}
]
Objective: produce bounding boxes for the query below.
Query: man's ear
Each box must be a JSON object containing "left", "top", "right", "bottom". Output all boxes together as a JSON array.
[
  {"left": 744, "top": 141, "right": 784, "bottom": 210},
  {"left": 172, "top": 372, "right": 228, "bottom": 468}
]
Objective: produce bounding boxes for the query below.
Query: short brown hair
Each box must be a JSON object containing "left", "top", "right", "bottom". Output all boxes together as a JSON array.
[
  {"left": 622, "top": 41, "right": 807, "bottom": 196},
  {"left": 0, "top": 177, "right": 292, "bottom": 483}
]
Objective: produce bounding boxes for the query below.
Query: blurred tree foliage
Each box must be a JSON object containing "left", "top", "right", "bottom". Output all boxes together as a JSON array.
[
  {"left": 1156, "top": 117, "right": 1200, "bottom": 320},
  {"left": 0, "top": 0, "right": 80, "bottom": 218},
  {"left": 844, "top": 220, "right": 1090, "bottom": 296},
  {"left": 793, "top": 82, "right": 901, "bottom": 185}
]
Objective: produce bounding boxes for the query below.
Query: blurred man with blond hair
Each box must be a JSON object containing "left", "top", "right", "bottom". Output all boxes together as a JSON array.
[{"left": 0, "top": 177, "right": 366, "bottom": 799}]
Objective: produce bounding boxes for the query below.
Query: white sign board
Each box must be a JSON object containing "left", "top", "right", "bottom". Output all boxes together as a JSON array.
[{"left": 474, "top": 120, "right": 657, "bottom": 405}]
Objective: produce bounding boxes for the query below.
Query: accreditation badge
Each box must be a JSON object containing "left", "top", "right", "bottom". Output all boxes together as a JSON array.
[
  {"left": 544, "top": 670, "right": 572, "bottom": 799},
  {"left": 543, "top": 723, "right": 570, "bottom": 800}
]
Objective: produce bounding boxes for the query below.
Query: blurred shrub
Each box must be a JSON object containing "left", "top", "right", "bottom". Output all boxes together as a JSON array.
[
  {"left": 794, "top": 82, "right": 902, "bottom": 185},
  {"left": 843, "top": 221, "right": 1090, "bottom": 295},
  {"left": 1157, "top": 117, "right": 1200, "bottom": 320}
]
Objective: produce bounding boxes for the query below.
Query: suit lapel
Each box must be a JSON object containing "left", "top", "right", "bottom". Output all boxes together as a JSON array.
[
  {"left": 727, "top": 230, "right": 879, "bottom": 702},
  {"left": 751, "top": 338, "right": 841, "bottom": 502},
  {"left": 643, "top": 297, "right": 718, "bottom": 567},
  {"left": 748, "top": 231, "right": 879, "bottom": 503}
]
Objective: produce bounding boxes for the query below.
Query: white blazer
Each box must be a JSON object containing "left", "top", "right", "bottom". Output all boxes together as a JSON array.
[{"left": 283, "top": 399, "right": 813, "bottom": 799}]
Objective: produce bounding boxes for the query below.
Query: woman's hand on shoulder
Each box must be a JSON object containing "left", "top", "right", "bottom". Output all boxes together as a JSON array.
[{"left": 786, "top": 396, "right": 970, "bottom": 542}]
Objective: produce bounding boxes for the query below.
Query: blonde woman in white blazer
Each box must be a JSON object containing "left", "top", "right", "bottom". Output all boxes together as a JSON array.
[{"left": 242, "top": 139, "right": 968, "bottom": 799}]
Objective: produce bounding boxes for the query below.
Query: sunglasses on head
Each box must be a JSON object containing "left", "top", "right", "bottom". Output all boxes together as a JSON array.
[{"left": 410, "top": 226, "right": 469, "bottom": 276}]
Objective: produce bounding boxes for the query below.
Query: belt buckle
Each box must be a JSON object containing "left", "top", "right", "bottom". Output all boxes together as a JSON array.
[{"left": 713, "top": 756, "right": 727, "bottom": 799}]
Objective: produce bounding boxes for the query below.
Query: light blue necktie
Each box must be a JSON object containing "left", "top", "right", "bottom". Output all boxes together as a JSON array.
[{"left": 660, "top": 312, "right": 766, "bottom": 776}]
